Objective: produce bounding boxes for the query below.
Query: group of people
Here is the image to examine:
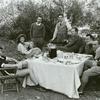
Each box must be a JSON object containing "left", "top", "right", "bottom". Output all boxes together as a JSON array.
[
  {"left": 0, "top": 14, "right": 100, "bottom": 95},
  {"left": 0, "top": 16, "right": 46, "bottom": 86}
]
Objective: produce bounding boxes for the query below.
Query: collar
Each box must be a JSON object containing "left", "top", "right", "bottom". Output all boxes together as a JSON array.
[{"left": 36, "top": 22, "right": 41, "bottom": 26}]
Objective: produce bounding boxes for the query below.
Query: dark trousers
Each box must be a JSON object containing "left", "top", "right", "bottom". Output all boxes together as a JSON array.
[{"left": 32, "top": 37, "right": 44, "bottom": 50}]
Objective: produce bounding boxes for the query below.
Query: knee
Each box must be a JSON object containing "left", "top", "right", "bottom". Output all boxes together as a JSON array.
[
  {"left": 22, "top": 61, "right": 28, "bottom": 68},
  {"left": 84, "top": 61, "right": 92, "bottom": 71},
  {"left": 83, "top": 71, "right": 90, "bottom": 77},
  {"left": 82, "top": 71, "right": 89, "bottom": 81},
  {"left": 28, "top": 69, "right": 33, "bottom": 74}
]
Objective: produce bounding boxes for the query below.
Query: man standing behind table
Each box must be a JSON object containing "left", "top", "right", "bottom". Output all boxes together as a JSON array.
[
  {"left": 30, "top": 16, "right": 45, "bottom": 50},
  {"left": 50, "top": 14, "right": 70, "bottom": 45}
]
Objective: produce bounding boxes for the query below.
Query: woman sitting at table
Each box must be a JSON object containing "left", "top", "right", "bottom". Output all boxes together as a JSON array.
[{"left": 17, "top": 34, "right": 41, "bottom": 58}]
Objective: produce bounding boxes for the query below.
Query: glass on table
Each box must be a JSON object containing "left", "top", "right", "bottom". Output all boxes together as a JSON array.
[
  {"left": 64, "top": 55, "right": 68, "bottom": 59},
  {"left": 42, "top": 47, "right": 49, "bottom": 56},
  {"left": 57, "top": 50, "right": 63, "bottom": 59},
  {"left": 42, "top": 52, "right": 50, "bottom": 62}
]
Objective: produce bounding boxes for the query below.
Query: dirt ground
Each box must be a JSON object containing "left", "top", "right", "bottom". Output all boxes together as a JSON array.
[{"left": 0, "top": 85, "right": 100, "bottom": 100}]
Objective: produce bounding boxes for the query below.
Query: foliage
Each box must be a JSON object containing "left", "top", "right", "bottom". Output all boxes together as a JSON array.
[
  {"left": 13, "top": 1, "right": 37, "bottom": 40},
  {"left": 90, "top": 20, "right": 100, "bottom": 33},
  {"left": 12, "top": 0, "right": 63, "bottom": 41},
  {"left": 67, "top": 0, "right": 83, "bottom": 26},
  {"left": 0, "top": 0, "right": 100, "bottom": 41}
]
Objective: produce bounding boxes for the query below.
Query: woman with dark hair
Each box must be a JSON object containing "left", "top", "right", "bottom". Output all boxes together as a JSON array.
[{"left": 17, "top": 34, "right": 41, "bottom": 58}]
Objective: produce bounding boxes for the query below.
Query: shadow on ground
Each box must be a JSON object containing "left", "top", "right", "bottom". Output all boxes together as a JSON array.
[{"left": 0, "top": 84, "right": 100, "bottom": 100}]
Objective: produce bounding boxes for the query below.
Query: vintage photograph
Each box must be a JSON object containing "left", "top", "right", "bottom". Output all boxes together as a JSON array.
[{"left": 0, "top": 0, "right": 100, "bottom": 100}]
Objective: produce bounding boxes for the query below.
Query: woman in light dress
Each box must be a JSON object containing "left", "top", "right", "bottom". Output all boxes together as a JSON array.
[{"left": 17, "top": 34, "right": 41, "bottom": 58}]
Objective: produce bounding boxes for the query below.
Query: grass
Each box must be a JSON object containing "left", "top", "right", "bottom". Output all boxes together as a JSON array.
[{"left": 0, "top": 37, "right": 100, "bottom": 100}]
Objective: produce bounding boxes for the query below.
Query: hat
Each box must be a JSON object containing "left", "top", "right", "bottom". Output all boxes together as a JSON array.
[{"left": 16, "top": 34, "right": 26, "bottom": 43}]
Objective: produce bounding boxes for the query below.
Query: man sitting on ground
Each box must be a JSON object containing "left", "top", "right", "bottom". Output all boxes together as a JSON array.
[
  {"left": 79, "top": 41, "right": 100, "bottom": 94},
  {"left": 60, "top": 27, "right": 85, "bottom": 53}
]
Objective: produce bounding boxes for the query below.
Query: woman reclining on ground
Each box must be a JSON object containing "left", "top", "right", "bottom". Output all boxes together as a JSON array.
[{"left": 17, "top": 34, "right": 41, "bottom": 58}]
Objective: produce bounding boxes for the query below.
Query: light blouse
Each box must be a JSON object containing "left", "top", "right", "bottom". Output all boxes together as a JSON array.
[{"left": 17, "top": 42, "right": 32, "bottom": 55}]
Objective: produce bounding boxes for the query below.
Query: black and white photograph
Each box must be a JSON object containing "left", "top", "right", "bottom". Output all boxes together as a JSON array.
[{"left": 0, "top": 0, "right": 100, "bottom": 100}]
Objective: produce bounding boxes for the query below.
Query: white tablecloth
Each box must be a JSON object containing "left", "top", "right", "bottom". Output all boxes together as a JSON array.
[{"left": 22, "top": 52, "right": 91, "bottom": 98}]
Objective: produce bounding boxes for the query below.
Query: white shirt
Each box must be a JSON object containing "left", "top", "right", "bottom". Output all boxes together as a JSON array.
[{"left": 17, "top": 42, "right": 32, "bottom": 55}]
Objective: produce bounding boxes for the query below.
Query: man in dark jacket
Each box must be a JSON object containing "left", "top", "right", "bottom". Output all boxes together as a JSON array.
[
  {"left": 64, "top": 27, "right": 85, "bottom": 53},
  {"left": 30, "top": 16, "right": 45, "bottom": 50}
]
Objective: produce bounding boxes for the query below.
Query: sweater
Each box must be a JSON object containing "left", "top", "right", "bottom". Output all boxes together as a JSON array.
[{"left": 30, "top": 22, "right": 45, "bottom": 39}]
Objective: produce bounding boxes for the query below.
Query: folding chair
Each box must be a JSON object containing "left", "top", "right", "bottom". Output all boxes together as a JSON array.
[{"left": 0, "top": 67, "right": 21, "bottom": 94}]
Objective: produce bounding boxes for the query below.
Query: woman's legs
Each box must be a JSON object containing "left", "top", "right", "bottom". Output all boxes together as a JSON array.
[
  {"left": 29, "top": 68, "right": 38, "bottom": 85},
  {"left": 3, "top": 60, "right": 28, "bottom": 69},
  {"left": 16, "top": 68, "right": 38, "bottom": 85},
  {"left": 2, "top": 63, "right": 18, "bottom": 68},
  {"left": 3, "top": 60, "right": 38, "bottom": 85},
  {"left": 16, "top": 69, "right": 29, "bottom": 76}
]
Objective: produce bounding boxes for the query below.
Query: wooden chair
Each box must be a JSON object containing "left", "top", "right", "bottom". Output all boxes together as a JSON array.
[{"left": 0, "top": 67, "right": 21, "bottom": 94}]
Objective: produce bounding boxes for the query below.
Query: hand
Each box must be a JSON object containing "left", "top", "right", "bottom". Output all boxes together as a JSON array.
[
  {"left": 64, "top": 39, "right": 68, "bottom": 42},
  {"left": 49, "top": 38, "right": 54, "bottom": 43},
  {"left": 1, "top": 63, "right": 5, "bottom": 68},
  {"left": 15, "top": 60, "right": 19, "bottom": 63}
]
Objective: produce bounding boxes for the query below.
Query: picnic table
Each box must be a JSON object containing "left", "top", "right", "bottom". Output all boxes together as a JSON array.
[{"left": 22, "top": 51, "right": 92, "bottom": 98}]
